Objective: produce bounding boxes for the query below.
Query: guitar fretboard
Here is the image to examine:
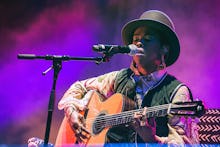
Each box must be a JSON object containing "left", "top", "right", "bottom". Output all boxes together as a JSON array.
[{"left": 101, "top": 104, "right": 171, "bottom": 127}]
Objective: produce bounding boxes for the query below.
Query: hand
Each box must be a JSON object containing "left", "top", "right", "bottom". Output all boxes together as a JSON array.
[
  {"left": 27, "top": 137, "right": 53, "bottom": 147},
  {"left": 28, "top": 137, "right": 43, "bottom": 147},
  {"left": 132, "top": 107, "right": 157, "bottom": 143},
  {"left": 68, "top": 110, "right": 91, "bottom": 143}
]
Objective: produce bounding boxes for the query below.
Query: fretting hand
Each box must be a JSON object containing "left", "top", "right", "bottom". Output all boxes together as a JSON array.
[{"left": 132, "top": 107, "right": 157, "bottom": 143}]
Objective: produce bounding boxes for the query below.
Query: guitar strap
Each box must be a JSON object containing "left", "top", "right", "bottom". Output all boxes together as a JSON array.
[{"left": 169, "top": 83, "right": 194, "bottom": 102}]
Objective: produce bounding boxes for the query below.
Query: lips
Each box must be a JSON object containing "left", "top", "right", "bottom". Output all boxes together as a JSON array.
[{"left": 135, "top": 47, "right": 145, "bottom": 55}]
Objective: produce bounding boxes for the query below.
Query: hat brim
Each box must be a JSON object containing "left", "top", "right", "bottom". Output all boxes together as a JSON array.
[{"left": 122, "top": 19, "right": 180, "bottom": 66}]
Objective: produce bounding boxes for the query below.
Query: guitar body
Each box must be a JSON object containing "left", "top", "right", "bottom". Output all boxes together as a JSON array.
[
  {"left": 55, "top": 91, "right": 205, "bottom": 146},
  {"left": 55, "top": 91, "right": 136, "bottom": 146}
]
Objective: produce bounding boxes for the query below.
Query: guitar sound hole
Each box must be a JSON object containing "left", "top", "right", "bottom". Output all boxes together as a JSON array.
[{"left": 92, "top": 113, "right": 106, "bottom": 135}]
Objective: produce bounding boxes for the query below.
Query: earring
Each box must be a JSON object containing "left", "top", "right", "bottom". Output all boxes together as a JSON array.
[
  {"left": 158, "top": 64, "right": 165, "bottom": 70},
  {"left": 158, "top": 55, "right": 166, "bottom": 70}
]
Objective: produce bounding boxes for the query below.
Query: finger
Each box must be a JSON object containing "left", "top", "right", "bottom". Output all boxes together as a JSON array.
[
  {"left": 131, "top": 116, "right": 139, "bottom": 128},
  {"left": 76, "top": 126, "right": 90, "bottom": 139},
  {"left": 134, "top": 112, "right": 142, "bottom": 118},
  {"left": 142, "top": 107, "right": 147, "bottom": 115},
  {"left": 133, "top": 111, "right": 143, "bottom": 126},
  {"left": 75, "top": 133, "right": 89, "bottom": 144},
  {"left": 28, "top": 137, "right": 37, "bottom": 143},
  {"left": 79, "top": 115, "right": 86, "bottom": 127},
  {"left": 75, "top": 132, "right": 87, "bottom": 139},
  {"left": 141, "top": 107, "right": 147, "bottom": 120},
  {"left": 74, "top": 125, "right": 90, "bottom": 140},
  {"left": 28, "top": 137, "right": 43, "bottom": 145},
  {"left": 75, "top": 134, "right": 83, "bottom": 144},
  {"left": 75, "top": 129, "right": 85, "bottom": 144},
  {"left": 140, "top": 119, "right": 146, "bottom": 127},
  {"left": 81, "top": 126, "right": 91, "bottom": 135},
  {"left": 75, "top": 129, "right": 81, "bottom": 135},
  {"left": 79, "top": 131, "right": 90, "bottom": 139},
  {"left": 70, "top": 111, "right": 80, "bottom": 122},
  {"left": 28, "top": 142, "right": 38, "bottom": 147},
  {"left": 140, "top": 121, "right": 145, "bottom": 126}
]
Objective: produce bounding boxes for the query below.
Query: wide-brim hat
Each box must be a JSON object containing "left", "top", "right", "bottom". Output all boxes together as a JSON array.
[{"left": 122, "top": 10, "right": 180, "bottom": 66}]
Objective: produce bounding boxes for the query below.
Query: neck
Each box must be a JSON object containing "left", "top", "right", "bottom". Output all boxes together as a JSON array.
[
  {"left": 131, "top": 60, "right": 165, "bottom": 76},
  {"left": 137, "top": 65, "right": 158, "bottom": 76}
]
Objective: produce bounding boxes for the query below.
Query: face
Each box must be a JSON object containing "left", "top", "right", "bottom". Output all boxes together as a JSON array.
[{"left": 132, "top": 26, "right": 163, "bottom": 71}]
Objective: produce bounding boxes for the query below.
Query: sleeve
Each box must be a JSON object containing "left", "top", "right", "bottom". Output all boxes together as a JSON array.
[
  {"left": 157, "top": 85, "right": 200, "bottom": 144},
  {"left": 58, "top": 71, "right": 119, "bottom": 114}
]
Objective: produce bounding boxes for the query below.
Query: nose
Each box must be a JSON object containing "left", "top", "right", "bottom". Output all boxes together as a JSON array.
[{"left": 135, "top": 41, "right": 144, "bottom": 48}]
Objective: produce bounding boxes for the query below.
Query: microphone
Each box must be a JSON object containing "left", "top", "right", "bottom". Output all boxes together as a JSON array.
[{"left": 92, "top": 44, "right": 138, "bottom": 56}]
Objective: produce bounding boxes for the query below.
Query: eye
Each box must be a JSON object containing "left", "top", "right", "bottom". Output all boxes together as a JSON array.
[{"left": 143, "top": 35, "right": 154, "bottom": 41}]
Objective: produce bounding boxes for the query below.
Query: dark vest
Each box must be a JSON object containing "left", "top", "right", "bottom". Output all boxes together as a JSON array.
[{"left": 106, "top": 68, "right": 191, "bottom": 143}]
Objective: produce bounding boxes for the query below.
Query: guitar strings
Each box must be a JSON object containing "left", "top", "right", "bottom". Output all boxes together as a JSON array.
[
  {"left": 86, "top": 103, "right": 169, "bottom": 122},
  {"left": 86, "top": 107, "right": 168, "bottom": 128},
  {"left": 84, "top": 103, "right": 179, "bottom": 128},
  {"left": 93, "top": 103, "right": 196, "bottom": 128}
]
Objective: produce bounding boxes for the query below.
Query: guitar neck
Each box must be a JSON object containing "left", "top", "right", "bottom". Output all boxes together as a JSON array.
[{"left": 104, "top": 104, "right": 171, "bottom": 127}]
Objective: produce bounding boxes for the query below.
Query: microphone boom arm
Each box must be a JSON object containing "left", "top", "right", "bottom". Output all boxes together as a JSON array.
[
  {"left": 17, "top": 53, "right": 110, "bottom": 146},
  {"left": 17, "top": 54, "right": 105, "bottom": 63}
]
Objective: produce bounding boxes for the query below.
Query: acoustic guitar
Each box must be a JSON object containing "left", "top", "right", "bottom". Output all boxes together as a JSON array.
[{"left": 55, "top": 91, "right": 205, "bottom": 146}]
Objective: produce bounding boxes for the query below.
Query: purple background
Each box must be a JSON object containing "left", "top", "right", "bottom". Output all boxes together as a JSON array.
[{"left": 0, "top": 0, "right": 219, "bottom": 145}]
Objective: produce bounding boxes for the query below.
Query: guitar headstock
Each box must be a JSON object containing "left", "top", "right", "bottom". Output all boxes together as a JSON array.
[{"left": 170, "top": 101, "right": 206, "bottom": 117}]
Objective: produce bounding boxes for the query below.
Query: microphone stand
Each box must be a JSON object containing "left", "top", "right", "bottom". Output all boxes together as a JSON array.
[{"left": 17, "top": 54, "right": 107, "bottom": 146}]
